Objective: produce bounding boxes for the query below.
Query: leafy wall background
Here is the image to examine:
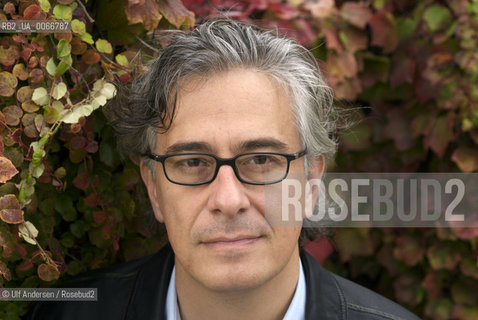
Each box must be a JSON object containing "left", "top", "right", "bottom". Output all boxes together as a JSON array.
[{"left": 0, "top": 0, "right": 477, "bottom": 319}]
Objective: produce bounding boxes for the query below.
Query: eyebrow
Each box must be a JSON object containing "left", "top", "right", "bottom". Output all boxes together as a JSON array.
[
  {"left": 165, "top": 141, "right": 214, "bottom": 154},
  {"left": 233, "top": 138, "right": 289, "bottom": 153},
  {"left": 164, "top": 138, "right": 290, "bottom": 155}
]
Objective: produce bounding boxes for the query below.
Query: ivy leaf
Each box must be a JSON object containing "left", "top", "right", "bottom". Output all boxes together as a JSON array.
[
  {"left": 37, "top": 263, "right": 60, "bottom": 282},
  {"left": 71, "top": 19, "right": 86, "bottom": 36},
  {"left": 452, "top": 146, "right": 478, "bottom": 172},
  {"left": 0, "top": 44, "right": 20, "bottom": 67},
  {"left": 95, "top": 39, "right": 112, "bottom": 54},
  {"left": 46, "top": 58, "right": 57, "bottom": 76},
  {"left": 23, "top": 4, "right": 47, "bottom": 20},
  {"left": 3, "top": 105, "right": 23, "bottom": 126},
  {"left": 38, "top": 0, "right": 51, "bottom": 13},
  {"left": 115, "top": 54, "right": 129, "bottom": 66},
  {"left": 73, "top": 172, "right": 90, "bottom": 190},
  {"left": 32, "top": 87, "right": 50, "bottom": 106},
  {"left": 52, "top": 82, "right": 67, "bottom": 100},
  {"left": 340, "top": 2, "right": 372, "bottom": 29},
  {"left": 61, "top": 104, "right": 93, "bottom": 124},
  {"left": 56, "top": 54, "right": 72, "bottom": 76},
  {"left": 100, "top": 83, "right": 117, "bottom": 99},
  {"left": 18, "top": 221, "right": 39, "bottom": 245},
  {"left": 80, "top": 32, "right": 94, "bottom": 45},
  {"left": 0, "top": 194, "right": 23, "bottom": 224},
  {"left": 157, "top": 0, "right": 195, "bottom": 29},
  {"left": 12, "top": 63, "right": 29, "bottom": 81},
  {"left": 425, "top": 113, "right": 454, "bottom": 157},
  {"left": 368, "top": 11, "right": 399, "bottom": 53},
  {"left": 0, "top": 261, "right": 12, "bottom": 281},
  {"left": 82, "top": 49, "right": 101, "bottom": 64},
  {"left": 424, "top": 5, "right": 451, "bottom": 32},
  {"left": 0, "top": 157, "right": 18, "bottom": 183},
  {"left": 53, "top": 4, "right": 72, "bottom": 20},
  {"left": 124, "top": 0, "right": 163, "bottom": 30},
  {"left": 57, "top": 39, "right": 70, "bottom": 58},
  {"left": 0, "top": 72, "right": 18, "bottom": 97}
]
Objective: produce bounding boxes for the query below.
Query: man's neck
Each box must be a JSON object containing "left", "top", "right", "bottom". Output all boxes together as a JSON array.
[{"left": 174, "top": 248, "right": 301, "bottom": 320}]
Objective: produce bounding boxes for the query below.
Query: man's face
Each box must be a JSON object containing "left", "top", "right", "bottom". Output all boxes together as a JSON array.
[{"left": 142, "top": 69, "right": 323, "bottom": 291}]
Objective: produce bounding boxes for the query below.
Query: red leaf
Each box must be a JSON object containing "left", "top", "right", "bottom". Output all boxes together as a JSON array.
[
  {"left": 81, "top": 50, "right": 101, "bottom": 65},
  {"left": 341, "top": 2, "right": 372, "bottom": 29},
  {"left": 390, "top": 55, "right": 416, "bottom": 87},
  {"left": 93, "top": 211, "right": 107, "bottom": 224},
  {"left": 452, "top": 147, "right": 478, "bottom": 172},
  {"left": 368, "top": 11, "right": 399, "bottom": 53},
  {"left": 383, "top": 108, "right": 415, "bottom": 151},
  {"left": 119, "top": 73, "right": 133, "bottom": 83},
  {"left": 0, "top": 136, "right": 4, "bottom": 156},
  {"left": 16, "top": 259, "right": 34, "bottom": 273},
  {"left": 73, "top": 172, "right": 90, "bottom": 190},
  {"left": 425, "top": 113, "right": 455, "bottom": 157},
  {"left": 23, "top": 5, "right": 47, "bottom": 20},
  {"left": 0, "top": 209, "right": 24, "bottom": 224},
  {"left": 0, "top": 260, "right": 12, "bottom": 281},
  {"left": 125, "top": 0, "right": 163, "bottom": 30},
  {"left": 8, "top": 128, "right": 23, "bottom": 144},
  {"left": 393, "top": 273, "right": 422, "bottom": 306},
  {"left": 85, "top": 193, "right": 101, "bottom": 207},
  {"left": 422, "top": 272, "right": 445, "bottom": 299},
  {"left": 0, "top": 157, "right": 18, "bottom": 183},
  {"left": 157, "top": 0, "right": 196, "bottom": 28},
  {"left": 85, "top": 141, "right": 99, "bottom": 153},
  {"left": 37, "top": 263, "right": 60, "bottom": 282},
  {"left": 322, "top": 26, "right": 343, "bottom": 52},
  {"left": 70, "top": 135, "right": 87, "bottom": 150},
  {"left": 327, "top": 51, "right": 358, "bottom": 79},
  {"left": 305, "top": 237, "right": 334, "bottom": 265},
  {"left": 27, "top": 56, "right": 38, "bottom": 68}
]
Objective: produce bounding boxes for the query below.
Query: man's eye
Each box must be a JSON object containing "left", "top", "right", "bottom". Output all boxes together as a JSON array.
[
  {"left": 250, "top": 155, "right": 271, "bottom": 165},
  {"left": 180, "top": 158, "right": 209, "bottom": 167}
]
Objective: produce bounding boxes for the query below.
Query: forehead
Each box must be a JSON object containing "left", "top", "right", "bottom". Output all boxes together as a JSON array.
[{"left": 156, "top": 69, "right": 301, "bottom": 154}]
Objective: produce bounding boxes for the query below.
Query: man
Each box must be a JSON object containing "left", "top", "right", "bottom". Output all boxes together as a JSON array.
[{"left": 30, "top": 20, "right": 419, "bottom": 319}]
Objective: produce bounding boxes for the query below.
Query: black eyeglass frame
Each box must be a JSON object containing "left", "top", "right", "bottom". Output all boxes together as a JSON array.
[{"left": 143, "top": 149, "right": 307, "bottom": 186}]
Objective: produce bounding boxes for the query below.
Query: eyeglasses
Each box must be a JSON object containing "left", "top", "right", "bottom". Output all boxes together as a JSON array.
[{"left": 143, "top": 149, "right": 307, "bottom": 186}]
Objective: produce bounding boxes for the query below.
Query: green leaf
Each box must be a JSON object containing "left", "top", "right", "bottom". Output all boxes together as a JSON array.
[
  {"left": 32, "top": 87, "right": 50, "bottom": 106},
  {"left": 71, "top": 19, "right": 86, "bottom": 36},
  {"left": 18, "top": 221, "right": 38, "bottom": 245},
  {"left": 81, "top": 33, "right": 94, "bottom": 45},
  {"left": 57, "top": 39, "right": 70, "bottom": 58},
  {"left": 95, "top": 39, "right": 113, "bottom": 54},
  {"left": 51, "top": 82, "right": 67, "bottom": 100},
  {"left": 54, "top": 196, "right": 77, "bottom": 221},
  {"left": 423, "top": 5, "right": 451, "bottom": 32},
  {"left": 38, "top": 0, "right": 51, "bottom": 13},
  {"left": 115, "top": 54, "right": 129, "bottom": 66},
  {"left": 61, "top": 104, "right": 93, "bottom": 124},
  {"left": 56, "top": 54, "right": 72, "bottom": 76},
  {"left": 46, "top": 58, "right": 57, "bottom": 77},
  {"left": 53, "top": 4, "right": 72, "bottom": 20}
]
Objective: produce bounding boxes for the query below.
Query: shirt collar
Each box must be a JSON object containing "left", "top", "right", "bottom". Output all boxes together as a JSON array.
[{"left": 165, "top": 259, "right": 306, "bottom": 320}]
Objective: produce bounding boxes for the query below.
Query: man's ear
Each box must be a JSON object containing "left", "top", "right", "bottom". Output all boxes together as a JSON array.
[
  {"left": 304, "top": 155, "right": 325, "bottom": 219},
  {"left": 140, "top": 161, "right": 165, "bottom": 223}
]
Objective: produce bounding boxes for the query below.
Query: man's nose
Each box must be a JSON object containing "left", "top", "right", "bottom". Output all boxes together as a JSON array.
[{"left": 207, "top": 165, "right": 251, "bottom": 216}]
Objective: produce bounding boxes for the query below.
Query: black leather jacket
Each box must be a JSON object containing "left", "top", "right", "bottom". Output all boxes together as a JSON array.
[{"left": 29, "top": 245, "right": 419, "bottom": 319}]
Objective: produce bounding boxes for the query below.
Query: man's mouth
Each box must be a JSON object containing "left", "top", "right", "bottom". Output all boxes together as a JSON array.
[{"left": 201, "top": 235, "right": 263, "bottom": 250}]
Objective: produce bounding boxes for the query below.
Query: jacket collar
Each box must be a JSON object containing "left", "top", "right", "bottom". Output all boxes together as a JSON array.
[{"left": 126, "top": 245, "right": 345, "bottom": 320}]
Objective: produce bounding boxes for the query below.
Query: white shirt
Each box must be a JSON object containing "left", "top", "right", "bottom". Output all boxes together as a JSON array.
[{"left": 165, "top": 259, "right": 306, "bottom": 320}]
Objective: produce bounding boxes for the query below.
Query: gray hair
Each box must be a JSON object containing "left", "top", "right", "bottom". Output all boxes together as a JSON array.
[{"left": 106, "top": 19, "right": 339, "bottom": 244}]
